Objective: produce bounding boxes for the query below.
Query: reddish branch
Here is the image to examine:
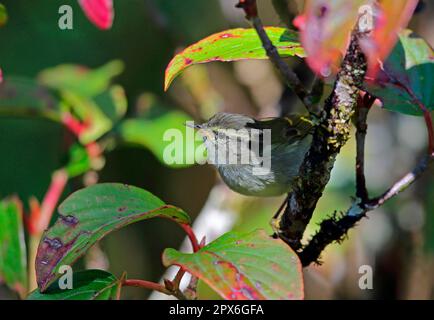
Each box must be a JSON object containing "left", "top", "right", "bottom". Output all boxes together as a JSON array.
[
  {"left": 122, "top": 276, "right": 188, "bottom": 300},
  {"left": 28, "top": 170, "right": 68, "bottom": 236},
  {"left": 122, "top": 279, "right": 171, "bottom": 295},
  {"left": 29, "top": 113, "right": 101, "bottom": 236},
  {"left": 180, "top": 223, "right": 201, "bottom": 252},
  {"left": 380, "top": 69, "right": 434, "bottom": 154}
]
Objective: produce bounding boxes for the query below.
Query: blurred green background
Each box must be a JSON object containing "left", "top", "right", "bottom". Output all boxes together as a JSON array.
[{"left": 0, "top": 0, "right": 433, "bottom": 299}]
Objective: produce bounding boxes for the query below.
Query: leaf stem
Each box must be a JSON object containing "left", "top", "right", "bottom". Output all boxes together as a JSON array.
[
  {"left": 172, "top": 268, "right": 185, "bottom": 288},
  {"left": 180, "top": 223, "right": 201, "bottom": 252},
  {"left": 122, "top": 279, "right": 172, "bottom": 295},
  {"left": 380, "top": 69, "right": 434, "bottom": 154},
  {"left": 34, "top": 170, "right": 69, "bottom": 234}
]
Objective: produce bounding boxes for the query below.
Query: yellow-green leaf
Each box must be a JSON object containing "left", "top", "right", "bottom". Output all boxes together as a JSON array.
[{"left": 164, "top": 27, "right": 304, "bottom": 90}]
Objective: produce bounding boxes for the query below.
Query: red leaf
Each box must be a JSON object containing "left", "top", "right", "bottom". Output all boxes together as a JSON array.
[
  {"left": 296, "top": 0, "right": 417, "bottom": 78},
  {"left": 78, "top": 0, "right": 114, "bottom": 30},
  {"left": 295, "top": 0, "right": 367, "bottom": 77},
  {"left": 360, "top": 0, "right": 418, "bottom": 79}
]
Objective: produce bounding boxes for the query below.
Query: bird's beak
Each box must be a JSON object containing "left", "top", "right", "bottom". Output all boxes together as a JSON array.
[{"left": 186, "top": 122, "right": 202, "bottom": 129}]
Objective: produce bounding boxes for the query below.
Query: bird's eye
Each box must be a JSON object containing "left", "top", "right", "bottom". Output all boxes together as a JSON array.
[{"left": 202, "top": 136, "right": 208, "bottom": 142}]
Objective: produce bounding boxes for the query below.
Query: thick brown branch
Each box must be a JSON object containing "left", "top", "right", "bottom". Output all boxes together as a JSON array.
[
  {"left": 275, "top": 30, "right": 368, "bottom": 250},
  {"left": 299, "top": 212, "right": 364, "bottom": 267}
]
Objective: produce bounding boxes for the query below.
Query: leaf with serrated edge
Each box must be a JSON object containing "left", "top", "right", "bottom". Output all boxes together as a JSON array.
[
  {"left": 28, "top": 270, "right": 119, "bottom": 300},
  {"left": 163, "top": 229, "right": 304, "bottom": 300},
  {"left": 164, "top": 27, "right": 305, "bottom": 90},
  {"left": 35, "top": 183, "right": 191, "bottom": 292}
]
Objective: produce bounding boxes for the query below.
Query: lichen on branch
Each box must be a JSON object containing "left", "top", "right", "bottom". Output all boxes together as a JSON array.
[{"left": 274, "top": 30, "right": 368, "bottom": 250}]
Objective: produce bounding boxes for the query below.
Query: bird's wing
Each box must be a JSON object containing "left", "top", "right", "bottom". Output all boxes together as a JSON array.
[{"left": 247, "top": 115, "right": 314, "bottom": 145}]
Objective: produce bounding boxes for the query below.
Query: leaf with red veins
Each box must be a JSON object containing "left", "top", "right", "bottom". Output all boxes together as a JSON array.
[
  {"left": 360, "top": 0, "right": 418, "bottom": 79},
  {"left": 163, "top": 229, "right": 304, "bottom": 300},
  {"left": 78, "top": 0, "right": 114, "bottom": 30},
  {"left": 164, "top": 27, "right": 305, "bottom": 91}
]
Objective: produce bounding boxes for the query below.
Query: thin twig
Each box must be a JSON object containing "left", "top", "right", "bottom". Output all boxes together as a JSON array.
[
  {"left": 366, "top": 153, "right": 434, "bottom": 210},
  {"left": 379, "top": 68, "right": 434, "bottom": 153},
  {"left": 124, "top": 277, "right": 189, "bottom": 299},
  {"left": 236, "top": 0, "right": 313, "bottom": 111},
  {"left": 355, "top": 93, "right": 375, "bottom": 202},
  {"left": 115, "top": 272, "right": 127, "bottom": 300},
  {"left": 35, "top": 170, "right": 69, "bottom": 233},
  {"left": 122, "top": 279, "right": 171, "bottom": 295},
  {"left": 300, "top": 152, "right": 434, "bottom": 266},
  {"left": 172, "top": 268, "right": 185, "bottom": 288}
]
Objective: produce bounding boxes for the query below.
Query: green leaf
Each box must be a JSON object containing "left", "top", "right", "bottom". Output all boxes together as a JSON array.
[
  {"left": 0, "top": 3, "right": 8, "bottom": 27},
  {"left": 61, "top": 90, "right": 113, "bottom": 144},
  {"left": 164, "top": 27, "right": 305, "bottom": 90},
  {"left": 38, "top": 60, "right": 124, "bottom": 98},
  {"left": 119, "top": 110, "right": 206, "bottom": 168},
  {"left": 65, "top": 144, "right": 92, "bottom": 178},
  {"left": 0, "top": 77, "right": 60, "bottom": 121},
  {"left": 95, "top": 85, "right": 127, "bottom": 123},
  {"left": 35, "top": 183, "right": 191, "bottom": 292},
  {"left": 28, "top": 270, "right": 119, "bottom": 300},
  {"left": 0, "top": 198, "right": 27, "bottom": 298},
  {"left": 163, "top": 229, "right": 304, "bottom": 300},
  {"left": 367, "top": 30, "right": 433, "bottom": 116}
]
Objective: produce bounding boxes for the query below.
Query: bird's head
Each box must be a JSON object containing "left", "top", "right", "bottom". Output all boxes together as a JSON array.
[{"left": 187, "top": 113, "right": 255, "bottom": 146}]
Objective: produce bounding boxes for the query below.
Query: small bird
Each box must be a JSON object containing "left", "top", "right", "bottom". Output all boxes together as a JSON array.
[{"left": 191, "top": 112, "right": 313, "bottom": 197}]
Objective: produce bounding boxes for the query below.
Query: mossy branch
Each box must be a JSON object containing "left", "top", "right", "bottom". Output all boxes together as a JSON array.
[{"left": 273, "top": 30, "right": 368, "bottom": 250}]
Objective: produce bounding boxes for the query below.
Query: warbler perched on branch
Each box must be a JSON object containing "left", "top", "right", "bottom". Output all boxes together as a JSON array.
[{"left": 189, "top": 112, "right": 313, "bottom": 197}]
